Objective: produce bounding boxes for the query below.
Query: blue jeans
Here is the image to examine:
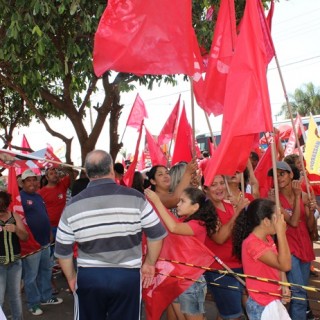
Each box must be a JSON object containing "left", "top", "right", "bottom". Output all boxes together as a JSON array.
[
  {"left": 22, "top": 246, "right": 53, "bottom": 309},
  {"left": 205, "top": 269, "right": 244, "bottom": 319},
  {"left": 0, "top": 260, "right": 23, "bottom": 320},
  {"left": 286, "top": 255, "right": 310, "bottom": 320},
  {"left": 177, "top": 275, "right": 207, "bottom": 315},
  {"left": 246, "top": 296, "right": 265, "bottom": 320}
]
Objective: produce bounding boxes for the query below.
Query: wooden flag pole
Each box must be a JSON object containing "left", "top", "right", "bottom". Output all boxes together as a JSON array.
[
  {"left": 189, "top": 77, "right": 196, "bottom": 158},
  {"left": 273, "top": 54, "right": 311, "bottom": 198},
  {"left": 204, "top": 112, "right": 218, "bottom": 149}
]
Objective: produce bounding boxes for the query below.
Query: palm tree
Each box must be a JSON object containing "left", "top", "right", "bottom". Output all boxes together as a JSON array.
[{"left": 278, "top": 82, "right": 320, "bottom": 118}]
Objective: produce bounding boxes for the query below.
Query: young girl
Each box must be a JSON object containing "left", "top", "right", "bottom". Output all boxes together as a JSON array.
[
  {"left": 145, "top": 187, "right": 218, "bottom": 320},
  {"left": 233, "top": 198, "right": 291, "bottom": 320}
]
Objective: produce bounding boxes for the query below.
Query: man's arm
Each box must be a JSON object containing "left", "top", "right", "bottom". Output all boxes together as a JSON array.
[
  {"left": 141, "top": 238, "right": 163, "bottom": 288},
  {"left": 58, "top": 257, "right": 77, "bottom": 292}
]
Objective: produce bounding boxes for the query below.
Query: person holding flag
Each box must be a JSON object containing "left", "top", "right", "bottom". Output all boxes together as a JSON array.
[
  {"left": 268, "top": 161, "right": 316, "bottom": 319},
  {"left": 146, "top": 160, "right": 198, "bottom": 210},
  {"left": 145, "top": 187, "right": 218, "bottom": 320},
  {"left": 233, "top": 198, "right": 291, "bottom": 319},
  {"left": 203, "top": 174, "right": 249, "bottom": 320}
]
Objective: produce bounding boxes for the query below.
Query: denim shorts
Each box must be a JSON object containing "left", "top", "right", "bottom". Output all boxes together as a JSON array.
[
  {"left": 246, "top": 296, "right": 265, "bottom": 320},
  {"left": 176, "top": 275, "right": 207, "bottom": 315},
  {"left": 204, "top": 269, "right": 244, "bottom": 319}
]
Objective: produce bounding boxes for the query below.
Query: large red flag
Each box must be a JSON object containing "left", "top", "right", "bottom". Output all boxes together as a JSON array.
[
  {"left": 204, "top": 0, "right": 275, "bottom": 186},
  {"left": 93, "top": 0, "right": 197, "bottom": 76},
  {"left": 145, "top": 126, "right": 167, "bottom": 167},
  {"left": 171, "top": 106, "right": 193, "bottom": 165},
  {"left": 126, "top": 94, "right": 148, "bottom": 129},
  {"left": 123, "top": 122, "right": 144, "bottom": 187},
  {"left": 143, "top": 233, "right": 215, "bottom": 320},
  {"left": 7, "top": 167, "right": 41, "bottom": 256},
  {"left": 201, "top": 0, "right": 237, "bottom": 116},
  {"left": 157, "top": 96, "right": 180, "bottom": 146}
]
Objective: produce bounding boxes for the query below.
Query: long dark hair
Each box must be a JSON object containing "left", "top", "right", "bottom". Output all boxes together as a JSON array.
[
  {"left": 182, "top": 187, "right": 218, "bottom": 237},
  {"left": 232, "top": 198, "right": 275, "bottom": 260},
  {"left": 146, "top": 165, "right": 167, "bottom": 191}
]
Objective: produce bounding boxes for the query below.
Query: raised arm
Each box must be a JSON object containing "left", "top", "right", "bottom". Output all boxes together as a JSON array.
[
  {"left": 258, "top": 213, "right": 291, "bottom": 272},
  {"left": 145, "top": 189, "right": 194, "bottom": 236},
  {"left": 158, "top": 159, "right": 197, "bottom": 209}
]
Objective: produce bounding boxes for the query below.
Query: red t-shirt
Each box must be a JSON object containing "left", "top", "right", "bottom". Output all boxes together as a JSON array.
[
  {"left": 205, "top": 201, "right": 242, "bottom": 269},
  {"left": 242, "top": 233, "right": 281, "bottom": 306},
  {"left": 186, "top": 220, "right": 206, "bottom": 243},
  {"left": 38, "top": 175, "right": 70, "bottom": 227},
  {"left": 279, "top": 194, "right": 315, "bottom": 262}
]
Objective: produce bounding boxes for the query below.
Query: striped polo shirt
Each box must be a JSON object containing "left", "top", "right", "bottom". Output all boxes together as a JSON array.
[{"left": 55, "top": 178, "right": 167, "bottom": 268}]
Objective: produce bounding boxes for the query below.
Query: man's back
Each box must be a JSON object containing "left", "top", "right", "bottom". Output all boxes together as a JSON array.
[{"left": 55, "top": 178, "right": 165, "bottom": 268}]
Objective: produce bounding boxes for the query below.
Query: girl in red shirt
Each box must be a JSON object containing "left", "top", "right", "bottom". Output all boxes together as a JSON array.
[{"left": 233, "top": 198, "right": 291, "bottom": 319}]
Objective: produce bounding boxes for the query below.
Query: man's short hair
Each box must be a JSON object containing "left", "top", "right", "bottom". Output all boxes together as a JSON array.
[{"left": 85, "top": 150, "right": 113, "bottom": 179}]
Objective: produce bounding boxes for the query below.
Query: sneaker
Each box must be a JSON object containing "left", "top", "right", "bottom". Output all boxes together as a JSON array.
[
  {"left": 41, "top": 297, "right": 63, "bottom": 305},
  {"left": 29, "top": 305, "right": 43, "bottom": 316}
]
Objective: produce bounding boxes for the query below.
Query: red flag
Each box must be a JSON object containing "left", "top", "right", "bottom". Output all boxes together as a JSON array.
[
  {"left": 7, "top": 167, "right": 41, "bottom": 256},
  {"left": 123, "top": 122, "right": 144, "bottom": 187},
  {"left": 202, "top": 0, "right": 237, "bottom": 116},
  {"left": 143, "top": 233, "right": 215, "bottom": 320},
  {"left": 157, "top": 96, "right": 180, "bottom": 146},
  {"left": 266, "top": 0, "right": 275, "bottom": 31},
  {"left": 31, "top": 147, "right": 61, "bottom": 170},
  {"left": 204, "top": 0, "right": 274, "bottom": 186},
  {"left": 145, "top": 126, "right": 167, "bottom": 167},
  {"left": 137, "top": 150, "right": 146, "bottom": 171},
  {"left": 126, "top": 94, "right": 148, "bottom": 129},
  {"left": 254, "top": 146, "right": 273, "bottom": 198},
  {"left": 21, "top": 134, "right": 31, "bottom": 154},
  {"left": 171, "top": 106, "right": 193, "bottom": 165},
  {"left": 16, "top": 135, "right": 32, "bottom": 175},
  {"left": 93, "top": 0, "right": 197, "bottom": 76},
  {"left": 284, "top": 113, "right": 303, "bottom": 157}
]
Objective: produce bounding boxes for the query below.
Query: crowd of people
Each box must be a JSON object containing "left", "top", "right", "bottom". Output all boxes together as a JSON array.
[{"left": 0, "top": 148, "right": 320, "bottom": 320}]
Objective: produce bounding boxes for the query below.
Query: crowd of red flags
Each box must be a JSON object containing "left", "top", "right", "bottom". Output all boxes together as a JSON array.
[{"left": 96, "top": 1, "right": 280, "bottom": 318}]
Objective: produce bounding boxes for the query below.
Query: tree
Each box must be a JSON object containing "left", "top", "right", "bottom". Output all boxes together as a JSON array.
[
  {"left": 278, "top": 82, "right": 320, "bottom": 118},
  {"left": 0, "top": 0, "right": 267, "bottom": 165}
]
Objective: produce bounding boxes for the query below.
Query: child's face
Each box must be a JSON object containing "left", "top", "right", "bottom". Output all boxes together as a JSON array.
[{"left": 177, "top": 192, "right": 198, "bottom": 217}]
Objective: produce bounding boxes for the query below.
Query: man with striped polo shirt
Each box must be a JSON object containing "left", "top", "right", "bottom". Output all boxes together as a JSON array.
[{"left": 55, "top": 150, "right": 167, "bottom": 320}]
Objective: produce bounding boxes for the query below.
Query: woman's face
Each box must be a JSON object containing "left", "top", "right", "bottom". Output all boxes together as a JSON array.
[
  {"left": 276, "top": 170, "right": 292, "bottom": 189},
  {"left": 176, "top": 192, "right": 198, "bottom": 217},
  {"left": 151, "top": 166, "right": 171, "bottom": 190},
  {"left": 226, "top": 172, "right": 241, "bottom": 184},
  {"left": 207, "top": 175, "right": 226, "bottom": 202}
]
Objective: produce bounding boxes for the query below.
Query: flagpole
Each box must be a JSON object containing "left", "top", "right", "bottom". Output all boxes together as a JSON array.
[
  {"left": 204, "top": 112, "right": 217, "bottom": 148},
  {"left": 270, "top": 135, "right": 281, "bottom": 212},
  {"left": 189, "top": 77, "right": 196, "bottom": 157},
  {"left": 273, "top": 54, "right": 311, "bottom": 198},
  {"left": 0, "top": 149, "right": 84, "bottom": 171}
]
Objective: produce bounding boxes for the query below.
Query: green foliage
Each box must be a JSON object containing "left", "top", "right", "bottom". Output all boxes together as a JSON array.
[{"left": 278, "top": 82, "right": 320, "bottom": 118}]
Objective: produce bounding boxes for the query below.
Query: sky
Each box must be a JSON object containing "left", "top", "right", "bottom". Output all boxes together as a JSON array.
[{"left": 11, "top": 0, "right": 320, "bottom": 165}]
